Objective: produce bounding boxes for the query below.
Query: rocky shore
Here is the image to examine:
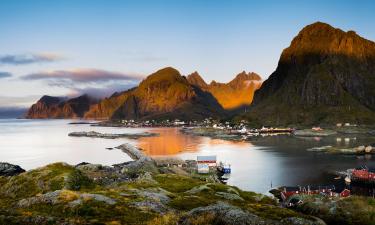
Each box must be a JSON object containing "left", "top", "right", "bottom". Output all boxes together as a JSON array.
[{"left": 68, "top": 131, "right": 158, "bottom": 139}]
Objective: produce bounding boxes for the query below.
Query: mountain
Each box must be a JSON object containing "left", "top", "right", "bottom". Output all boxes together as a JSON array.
[
  {"left": 187, "top": 71, "right": 262, "bottom": 110},
  {"left": 244, "top": 22, "right": 375, "bottom": 126},
  {"left": 85, "top": 67, "right": 226, "bottom": 120},
  {"left": 26, "top": 94, "right": 96, "bottom": 119}
]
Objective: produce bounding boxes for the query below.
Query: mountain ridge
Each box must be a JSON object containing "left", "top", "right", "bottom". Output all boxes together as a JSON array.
[{"left": 187, "top": 71, "right": 262, "bottom": 110}]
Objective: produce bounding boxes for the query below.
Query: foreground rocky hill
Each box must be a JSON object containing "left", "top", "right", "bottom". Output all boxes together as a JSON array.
[
  {"left": 0, "top": 159, "right": 323, "bottom": 225},
  {"left": 187, "top": 71, "right": 262, "bottom": 110},
  {"left": 243, "top": 22, "right": 375, "bottom": 126},
  {"left": 26, "top": 95, "right": 96, "bottom": 119},
  {"left": 1, "top": 155, "right": 374, "bottom": 225}
]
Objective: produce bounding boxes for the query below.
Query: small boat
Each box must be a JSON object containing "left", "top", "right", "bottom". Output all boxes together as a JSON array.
[{"left": 217, "top": 162, "right": 231, "bottom": 174}]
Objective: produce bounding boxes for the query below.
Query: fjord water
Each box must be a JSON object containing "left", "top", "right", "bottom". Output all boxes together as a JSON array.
[{"left": 1, "top": 119, "right": 375, "bottom": 194}]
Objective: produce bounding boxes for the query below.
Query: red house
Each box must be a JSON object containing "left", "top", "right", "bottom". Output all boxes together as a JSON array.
[{"left": 352, "top": 167, "right": 375, "bottom": 182}]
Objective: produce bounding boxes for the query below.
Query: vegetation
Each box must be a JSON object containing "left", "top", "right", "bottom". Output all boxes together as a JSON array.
[{"left": 0, "top": 162, "right": 326, "bottom": 225}]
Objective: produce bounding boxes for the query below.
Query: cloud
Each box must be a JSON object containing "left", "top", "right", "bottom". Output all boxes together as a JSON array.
[
  {"left": 0, "top": 95, "right": 41, "bottom": 107},
  {"left": 22, "top": 68, "right": 142, "bottom": 84},
  {"left": 69, "top": 83, "right": 138, "bottom": 99},
  {"left": 0, "top": 72, "right": 12, "bottom": 78},
  {"left": 0, "top": 53, "right": 63, "bottom": 65}
]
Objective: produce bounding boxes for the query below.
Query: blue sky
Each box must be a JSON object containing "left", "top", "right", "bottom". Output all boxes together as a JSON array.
[{"left": 0, "top": 0, "right": 374, "bottom": 107}]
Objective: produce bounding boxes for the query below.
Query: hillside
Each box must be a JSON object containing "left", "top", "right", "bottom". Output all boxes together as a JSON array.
[
  {"left": 242, "top": 22, "right": 375, "bottom": 126},
  {"left": 187, "top": 71, "right": 262, "bottom": 110}
]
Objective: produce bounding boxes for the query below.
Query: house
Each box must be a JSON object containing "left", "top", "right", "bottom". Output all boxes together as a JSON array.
[
  {"left": 197, "top": 155, "right": 217, "bottom": 174},
  {"left": 280, "top": 185, "right": 336, "bottom": 201},
  {"left": 197, "top": 156, "right": 217, "bottom": 167},
  {"left": 352, "top": 166, "right": 375, "bottom": 182},
  {"left": 339, "top": 189, "right": 351, "bottom": 197}
]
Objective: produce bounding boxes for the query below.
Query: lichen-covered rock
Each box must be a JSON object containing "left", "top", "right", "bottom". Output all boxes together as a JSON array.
[
  {"left": 181, "top": 202, "right": 271, "bottom": 225},
  {"left": 215, "top": 192, "right": 244, "bottom": 201}
]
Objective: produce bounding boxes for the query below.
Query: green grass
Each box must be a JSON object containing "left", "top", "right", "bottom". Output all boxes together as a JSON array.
[{"left": 153, "top": 174, "right": 204, "bottom": 193}]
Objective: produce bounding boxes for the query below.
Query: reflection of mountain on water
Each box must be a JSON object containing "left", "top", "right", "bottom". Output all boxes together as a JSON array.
[
  {"left": 137, "top": 128, "right": 204, "bottom": 155},
  {"left": 136, "top": 128, "right": 252, "bottom": 156}
]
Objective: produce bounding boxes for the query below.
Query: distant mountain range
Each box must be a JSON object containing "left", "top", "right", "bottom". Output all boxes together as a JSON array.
[
  {"left": 242, "top": 22, "right": 375, "bottom": 125},
  {"left": 187, "top": 71, "right": 262, "bottom": 110},
  {"left": 0, "top": 107, "right": 27, "bottom": 119},
  {"left": 26, "top": 67, "right": 261, "bottom": 120},
  {"left": 26, "top": 22, "right": 375, "bottom": 125}
]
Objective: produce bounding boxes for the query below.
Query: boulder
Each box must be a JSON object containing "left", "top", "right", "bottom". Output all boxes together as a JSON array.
[{"left": 365, "top": 146, "right": 373, "bottom": 153}]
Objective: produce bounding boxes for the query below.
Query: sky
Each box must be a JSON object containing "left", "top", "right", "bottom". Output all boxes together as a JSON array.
[{"left": 0, "top": 0, "right": 374, "bottom": 108}]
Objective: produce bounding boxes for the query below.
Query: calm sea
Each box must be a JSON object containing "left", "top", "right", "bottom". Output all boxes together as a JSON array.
[{"left": 1, "top": 119, "right": 374, "bottom": 194}]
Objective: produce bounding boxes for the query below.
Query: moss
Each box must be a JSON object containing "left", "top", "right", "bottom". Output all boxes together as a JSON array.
[
  {"left": 153, "top": 174, "right": 204, "bottom": 193},
  {"left": 245, "top": 203, "right": 302, "bottom": 220},
  {"left": 169, "top": 195, "right": 214, "bottom": 211},
  {"left": 66, "top": 170, "right": 95, "bottom": 191}
]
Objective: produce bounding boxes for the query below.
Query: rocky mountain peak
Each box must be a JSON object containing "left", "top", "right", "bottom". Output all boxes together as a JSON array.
[{"left": 187, "top": 71, "right": 208, "bottom": 88}]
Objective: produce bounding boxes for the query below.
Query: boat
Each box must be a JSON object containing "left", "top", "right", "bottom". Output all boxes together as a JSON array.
[{"left": 217, "top": 161, "right": 231, "bottom": 174}]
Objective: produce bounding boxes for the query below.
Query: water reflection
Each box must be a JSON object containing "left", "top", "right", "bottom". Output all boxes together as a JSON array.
[
  {"left": 137, "top": 128, "right": 253, "bottom": 156},
  {"left": 137, "top": 128, "right": 204, "bottom": 155}
]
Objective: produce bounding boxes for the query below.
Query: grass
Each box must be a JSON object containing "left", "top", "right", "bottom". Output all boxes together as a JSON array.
[{"left": 153, "top": 174, "right": 204, "bottom": 193}]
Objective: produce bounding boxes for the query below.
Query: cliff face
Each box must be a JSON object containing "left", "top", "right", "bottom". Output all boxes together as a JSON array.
[
  {"left": 26, "top": 95, "right": 96, "bottom": 119},
  {"left": 246, "top": 22, "right": 375, "bottom": 125},
  {"left": 187, "top": 71, "right": 262, "bottom": 110}
]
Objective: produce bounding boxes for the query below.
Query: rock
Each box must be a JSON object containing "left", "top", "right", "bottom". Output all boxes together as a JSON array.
[
  {"left": 0, "top": 162, "right": 25, "bottom": 176},
  {"left": 215, "top": 192, "right": 244, "bottom": 201},
  {"left": 281, "top": 217, "right": 326, "bottom": 225},
  {"left": 185, "top": 184, "right": 212, "bottom": 194},
  {"left": 76, "top": 163, "right": 103, "bottom": 171},
  {"left": 18, "top": 190, "right": 64, "bottom": 207},
  {"left": 132, "top": 200, "right": 169, "bottom": 214},
  {"left": 68, "top": 131, "right": 158, "bottom": 139},
  {"left": 356, "top": 145, "right": 365, "bottom": 152},
  {"left": 116, "top": 143, "right": 151, "bottom": 161},
  {"left": 135, "top": 172, "right": 158, "bottom": 185},
  {"left": 80, "top": 193, "right": 117, "bottom": 205},
  {"left": 181, "top": 202, "right": 270, "bottom": 225},
  {"left": 18, "top": 190, "right": 116, "bottom": 208}
]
